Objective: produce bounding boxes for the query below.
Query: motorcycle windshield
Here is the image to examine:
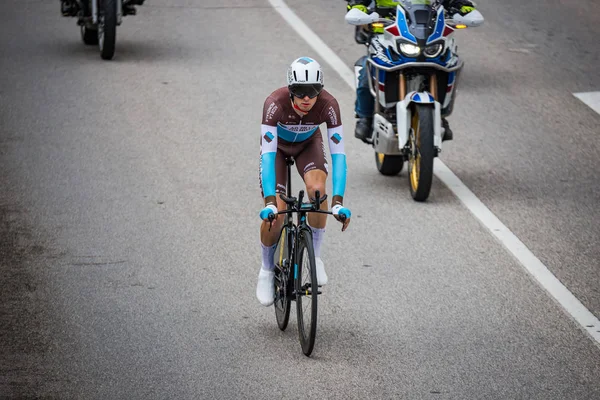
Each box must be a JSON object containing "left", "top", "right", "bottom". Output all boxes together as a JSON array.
[{"left": 397, "top": 0, "right": 441, "bottom": 43}]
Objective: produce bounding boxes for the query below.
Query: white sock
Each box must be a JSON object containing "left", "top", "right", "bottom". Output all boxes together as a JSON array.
[
  {"left": 310, "top": 226, "right": 326, "bottom": 258},
  {"left": 260, "top": 242, "right": 277, "bottom": 271}
]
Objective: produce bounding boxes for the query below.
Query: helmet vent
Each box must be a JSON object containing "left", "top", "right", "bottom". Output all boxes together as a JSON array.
[
  {"left": 305, "top": 70, "right": 309, "bottom": 81},
  {"left": 316, "top": 71, "right": 320, "bottom": 82},
  {"left": 293, "top": 71, "right": 297, "bottom": 81}
]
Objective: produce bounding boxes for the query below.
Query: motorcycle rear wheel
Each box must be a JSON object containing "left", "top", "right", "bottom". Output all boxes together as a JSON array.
[
  {"left": 98, "top": 0, "right": 117, "bottom": 60},
  {"left": 81, "top": 25, "right": 98, "bottom": 45},
  {"left": 375, "top": 152, "right": 404, "bottom": 176}
]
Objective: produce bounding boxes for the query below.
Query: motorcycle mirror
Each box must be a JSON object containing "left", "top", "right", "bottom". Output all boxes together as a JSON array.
[
  {"left": 345, "top": 8, "right": 379, "bottom": 26},
  {"left": 451, "top": 9, "right": 484, "bottom": 28}
]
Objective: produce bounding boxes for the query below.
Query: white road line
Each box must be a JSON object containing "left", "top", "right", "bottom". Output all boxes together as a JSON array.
[
  {"left": 268, "top": 0, "right": 600, "bottom": 347},
  {"left": 435, "top": 163, "right": 600, "bottom": 345},
  {"left": 574, "top": 92, "right": 600, "bottom": 116}
]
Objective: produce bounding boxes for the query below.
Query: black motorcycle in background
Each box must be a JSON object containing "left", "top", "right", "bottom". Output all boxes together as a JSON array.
[{"left": 61, "top": 0, "right": 144, "bottom": 60}]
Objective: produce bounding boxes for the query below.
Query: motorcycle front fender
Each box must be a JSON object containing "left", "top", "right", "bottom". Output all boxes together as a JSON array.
[
  {"left": 396, "top": 91, "right": 443, "bottom": 149},
  {"left": 92, "top": 0, "right": 97, "bottom": 23},
  {"left": 92, "top": 0, "right": 123, "bottom": 24}
]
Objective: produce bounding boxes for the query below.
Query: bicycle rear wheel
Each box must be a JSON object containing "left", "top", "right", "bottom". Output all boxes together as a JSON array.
[
  {"left": 274, "top": 227, "right": 292, "bottom": 331},
  {"left": 295, "top": 228, "right": 318, "bottom": 356}
]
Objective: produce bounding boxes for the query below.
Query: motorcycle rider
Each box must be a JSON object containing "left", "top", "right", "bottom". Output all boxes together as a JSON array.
[
  {"left": 346, "top": 0, "right": 479, "bottom": 143},
  {"left": 61, "top": 0, "right": 144, "bottom": 17}
]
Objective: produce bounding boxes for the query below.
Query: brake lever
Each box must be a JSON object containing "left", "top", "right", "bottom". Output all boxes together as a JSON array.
[
  {"left": 338, "top": 213, "right": 349, "bottom": 232},
  {"left": 268, "top": 213, "right": 275, "bottom": 231}
]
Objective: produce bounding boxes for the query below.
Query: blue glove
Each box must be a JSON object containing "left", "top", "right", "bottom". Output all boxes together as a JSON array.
[{"left": 259, "top": 204, "right": 278, "bottom": 221}]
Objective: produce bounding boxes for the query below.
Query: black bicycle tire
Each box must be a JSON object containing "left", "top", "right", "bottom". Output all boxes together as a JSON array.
[
  {"left": 274, "top": 227, "right": 292, "bottom": 330},
  {"left": 296, "top": 228, "right": 318, "bottom": 356}
]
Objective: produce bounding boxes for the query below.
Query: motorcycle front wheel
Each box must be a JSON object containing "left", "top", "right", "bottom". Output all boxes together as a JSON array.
[
  {"left": 98, "top": 0, "right": 117, "bottom": 60},
  {"left": 408, "top": 104, "right": 435, "bottom": 202}
]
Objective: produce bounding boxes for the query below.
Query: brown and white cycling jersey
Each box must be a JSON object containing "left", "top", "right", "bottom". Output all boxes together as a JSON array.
[{"left": 259, "top": 87, "right": 347, "bottom": 199}]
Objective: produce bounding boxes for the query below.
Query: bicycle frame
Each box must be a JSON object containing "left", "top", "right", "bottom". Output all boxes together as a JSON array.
[{"left": 271, "top": 157, "right": 332, "bottom": 294}]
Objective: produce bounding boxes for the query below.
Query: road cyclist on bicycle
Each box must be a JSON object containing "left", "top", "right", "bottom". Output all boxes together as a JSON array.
[{"left": 257, "top": 57, "right": 352, "bottom": 306}]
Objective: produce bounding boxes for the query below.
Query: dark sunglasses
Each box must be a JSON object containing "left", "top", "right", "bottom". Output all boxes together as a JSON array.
[{"left": 289, "top": 84, "right": 323, "bottom": 99}]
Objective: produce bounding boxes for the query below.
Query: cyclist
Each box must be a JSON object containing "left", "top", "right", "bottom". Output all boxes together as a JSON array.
[
  {"left": 346, "top": 0, "right": 479, "bottom": 143},
  {"left": 257, "top": 57, "right": 352, "bottom": 306}
]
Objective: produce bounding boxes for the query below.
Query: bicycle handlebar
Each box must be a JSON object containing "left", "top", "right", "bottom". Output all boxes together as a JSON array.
[
  {"left": 265, "top": 189, "right": 347, "bottom": 232},
  {"left": 274, "top": 190, "right": 346, "bottom": 222}
]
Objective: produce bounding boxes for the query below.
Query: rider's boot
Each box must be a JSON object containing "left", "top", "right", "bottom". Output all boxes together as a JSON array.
[
  {"left": 123, "top": 4, "right": 137, "bottom": 15},
  {"left": 355, "top": 117, "right": 373, "bottom": 144},
  {"left": 442, "top": 118, "right": 453, "bottom": 142},
  {"left": 123, "top": 0, "right": 145, "bottom": 14},
  {"left": 256, "top": 267, "right": 275, "bottom": 306},
  {"left": 61, "top": 0, "right": 78, "bottom": 16}
]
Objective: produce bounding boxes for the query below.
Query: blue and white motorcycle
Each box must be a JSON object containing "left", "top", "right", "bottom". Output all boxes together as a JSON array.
[{"left": 346, "top": 0, "right": 483, "bottom": 201}]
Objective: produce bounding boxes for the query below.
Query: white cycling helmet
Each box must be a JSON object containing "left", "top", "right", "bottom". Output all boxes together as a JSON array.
[{"left": 287, "top": 57, "right": 324, "bottom": 98}]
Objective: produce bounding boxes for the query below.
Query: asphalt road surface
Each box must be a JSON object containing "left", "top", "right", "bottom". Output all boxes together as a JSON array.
[{"left": 1, "top": 0, "right": 599, "bottom": 398}]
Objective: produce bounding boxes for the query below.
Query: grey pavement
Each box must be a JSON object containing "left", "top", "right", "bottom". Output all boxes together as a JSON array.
[{"left": 1, "top": 0, "right": 599, "bottom": 399}]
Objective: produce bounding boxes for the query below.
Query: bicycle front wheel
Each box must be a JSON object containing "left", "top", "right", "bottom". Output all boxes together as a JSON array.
[{"left": 295, "top": 228, "right": 318, "bottom": 356}]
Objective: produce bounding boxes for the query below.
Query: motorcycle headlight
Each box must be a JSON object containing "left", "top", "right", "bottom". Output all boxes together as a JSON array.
[
  {"left": 399, "top": 43, "right": 420, "bottom": 57},
  {"left": 424, "top": 44, "right": 443, "bottom": 58}
]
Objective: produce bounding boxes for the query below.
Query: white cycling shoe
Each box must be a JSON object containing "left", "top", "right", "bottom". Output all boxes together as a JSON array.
[
  {"left": 256, "top": 268, "right": 275, "bottom": 306},
  {"left": 315, "top": 257, "right": 328, "bottom": 286}
]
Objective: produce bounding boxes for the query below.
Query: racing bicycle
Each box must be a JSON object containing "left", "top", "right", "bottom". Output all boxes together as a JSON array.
[{"left": 268, "top": 157, "right": 346, "bottom": 356}]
